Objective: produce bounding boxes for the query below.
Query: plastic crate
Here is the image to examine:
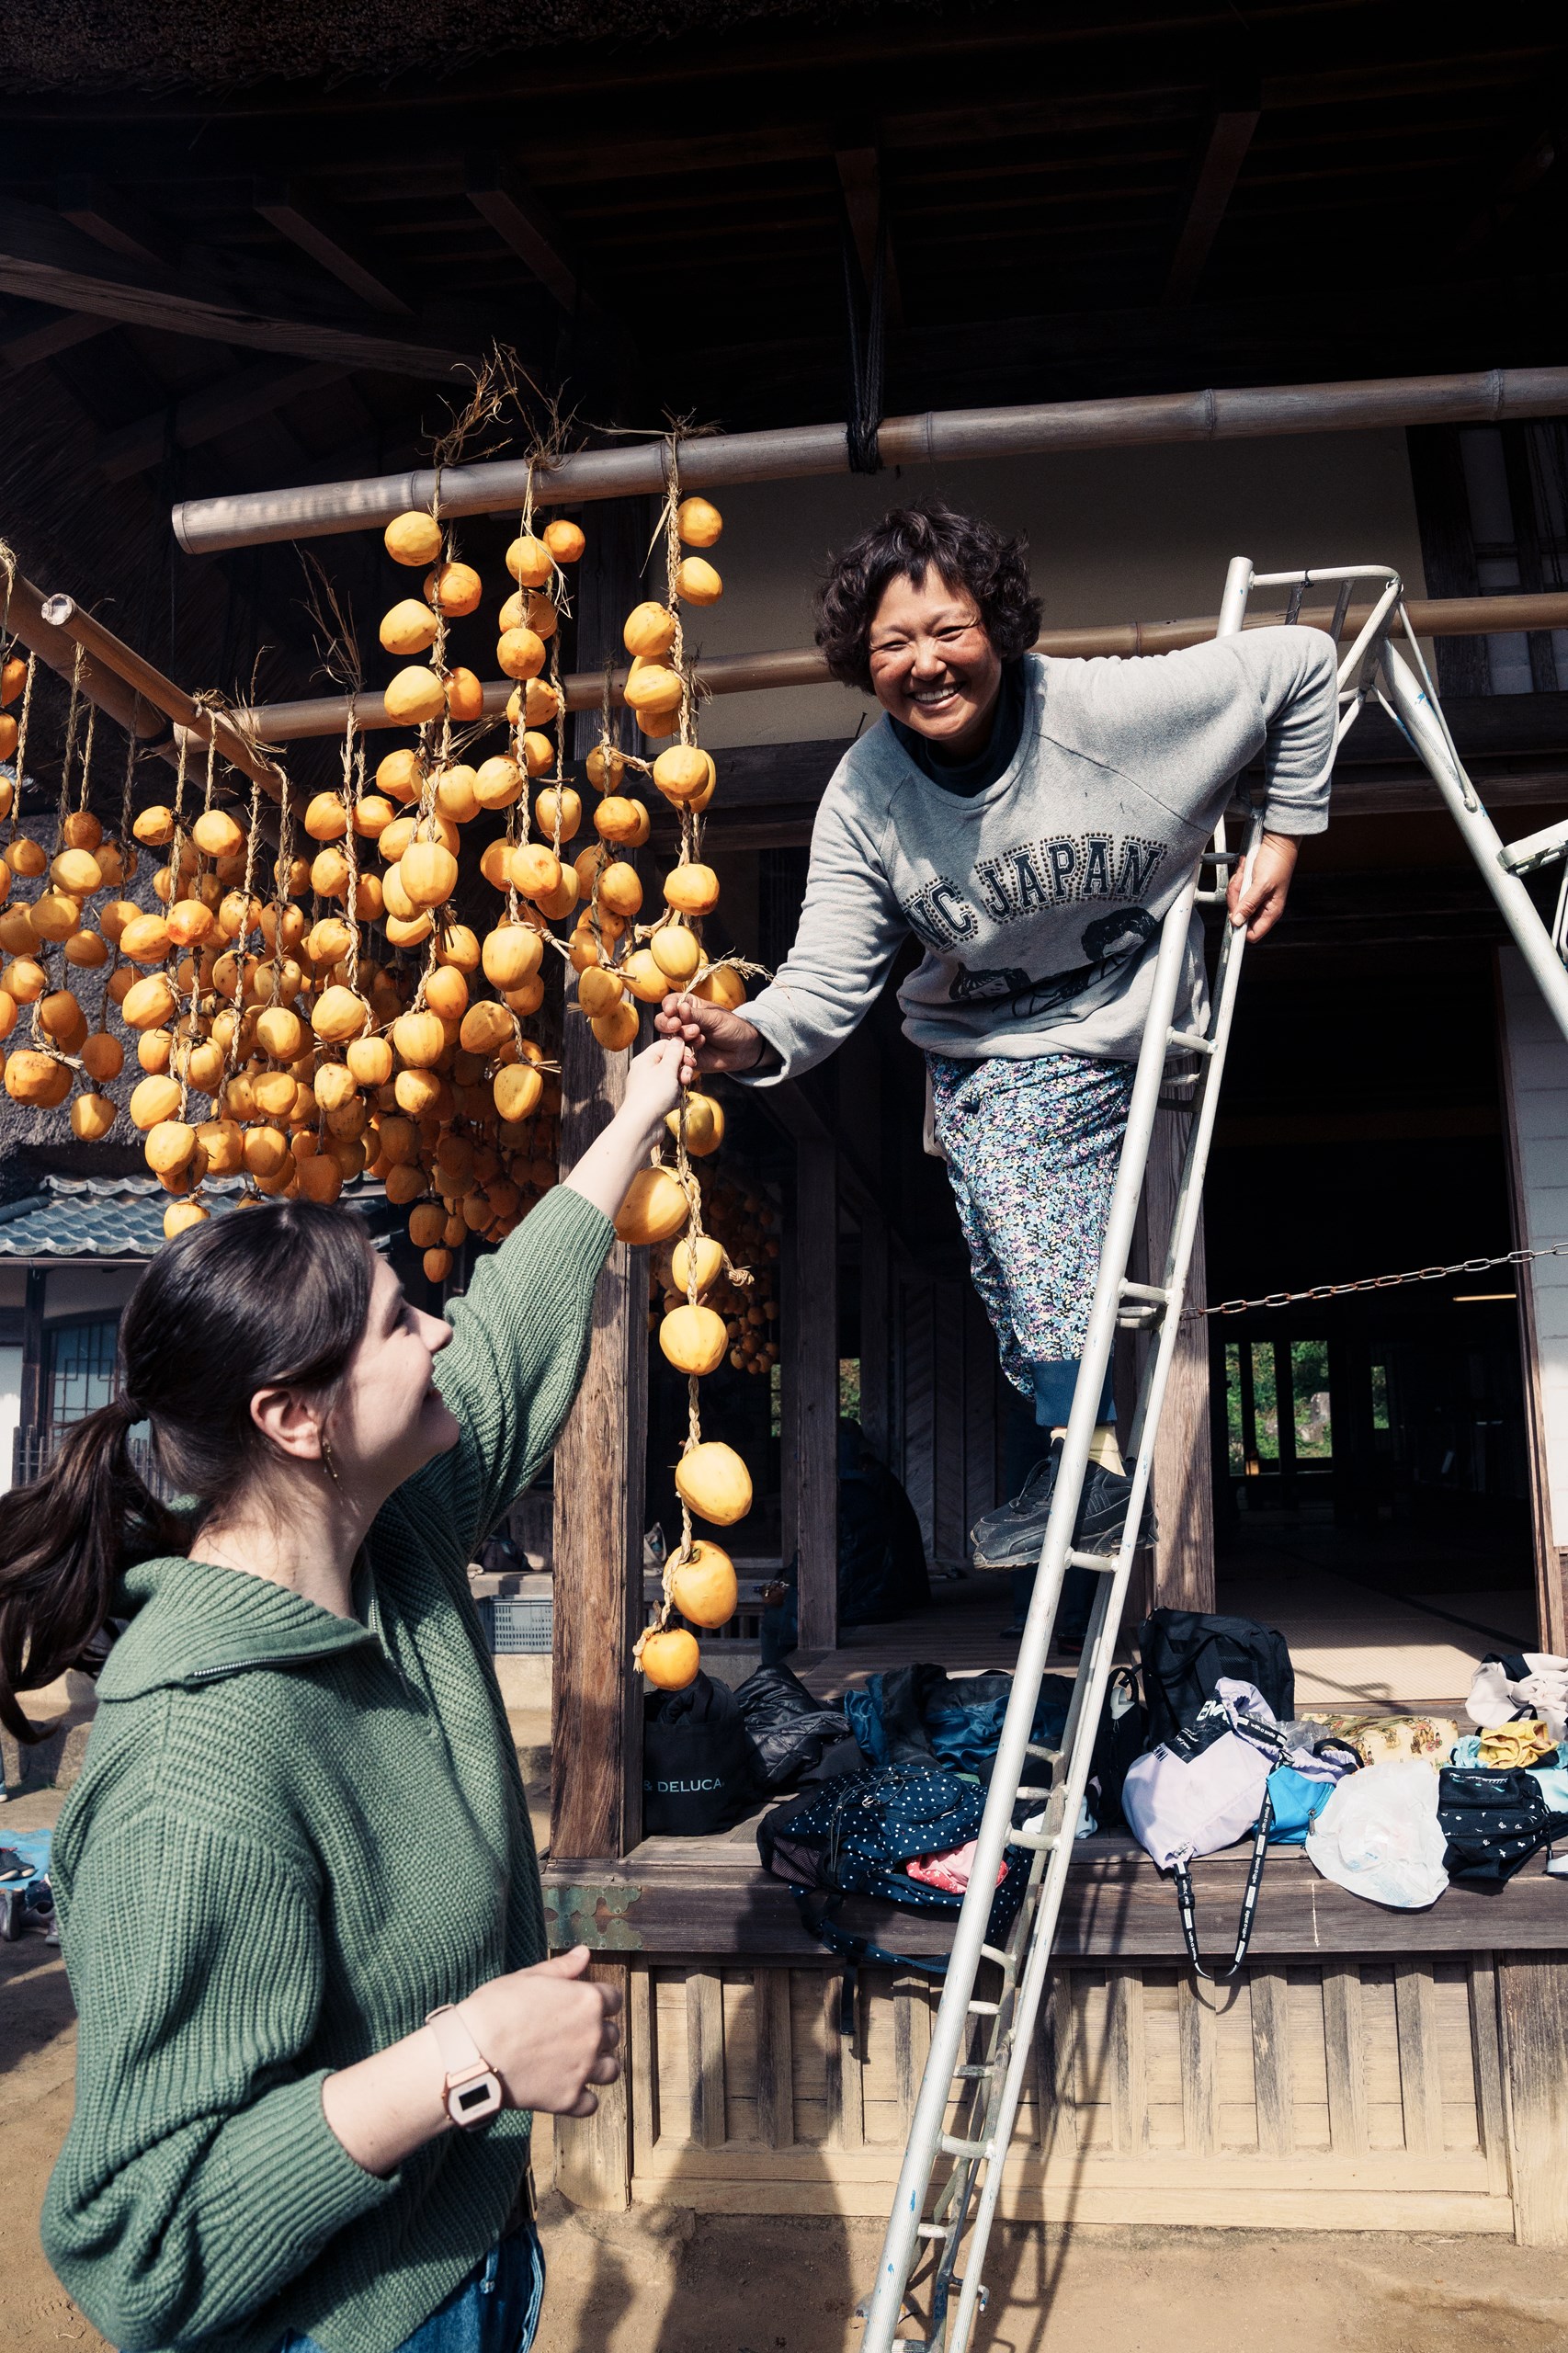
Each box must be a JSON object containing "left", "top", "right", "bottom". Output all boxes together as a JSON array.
[{"left": 478, "top": 1593, "right": 553, "bottom": 1654}]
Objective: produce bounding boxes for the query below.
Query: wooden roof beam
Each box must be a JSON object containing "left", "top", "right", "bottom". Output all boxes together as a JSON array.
[
  {"left": 96, "top": 358, "right": 347, "bottom": 483},
  {"left": 0, "top": 194, "right": 477, "bottom": 381},
  {"left": 0, "top": 299, "right": 113, "bottom": 372},
  {"left": 1162, "top": 93, "right": 1260, "bottom": 306},
  {"left": 835, "top": 146, "right": 903, "bottom": 330},
  {"left": 464, "top": 155, "right": 586, "bottom": 315},
  {"left": 253, "top": 178, "right": 414, "bottom": 318},
  {"left": 55, "top": 172, "right": 175, "bottom": 269}
]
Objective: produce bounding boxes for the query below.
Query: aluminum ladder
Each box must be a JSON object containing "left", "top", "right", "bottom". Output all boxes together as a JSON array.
[{"left": 856, "top": 556, "right": 1511, "bottom": 2352}]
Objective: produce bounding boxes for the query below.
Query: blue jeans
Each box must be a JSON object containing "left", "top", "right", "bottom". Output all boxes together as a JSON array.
[{"left": 277, "top": 2225, "right": 545, "bottom": 2353}]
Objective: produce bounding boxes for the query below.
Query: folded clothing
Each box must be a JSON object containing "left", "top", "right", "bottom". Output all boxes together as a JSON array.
[
  {"left": 906, "top": 1841, "right": 1007, "bottom": 1895},
  {"left": 1477, "top": 1719, "right": 1556, "bottom": 1769},
  {"left": 1300, "top": 1712, "right": 1457, "bottom": 1768},
  {"left": 1438, "top": 1767, "right": 1568, "bottom": 1886}
]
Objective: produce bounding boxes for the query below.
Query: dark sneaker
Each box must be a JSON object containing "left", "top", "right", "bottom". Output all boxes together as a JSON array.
[
  {"left": 971, "top": 1443, "right": 1156, "bottom": 1571},
  {"left": 969, "top": 1445, "right": 1060, "bottom": 1572},
  {"left": 1074, "top": 1461, "right": 1156, "bottom": 1556}
]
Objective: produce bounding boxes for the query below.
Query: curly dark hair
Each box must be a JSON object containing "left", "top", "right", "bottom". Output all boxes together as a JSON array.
[{"left": 813, "top": 498, "right": 1042, "bottom": 694}]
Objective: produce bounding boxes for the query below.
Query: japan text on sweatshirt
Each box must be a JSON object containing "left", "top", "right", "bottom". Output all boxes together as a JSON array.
[{"left": 741, "top": 628, "right": 1337, "bottom": 1077}]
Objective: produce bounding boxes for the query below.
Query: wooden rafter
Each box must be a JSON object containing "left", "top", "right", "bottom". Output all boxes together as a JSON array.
[
  {"left": 0, "top": 194, "right": 476, "bottom": 380},
  {"left": 55, "top": 172, "right": 174, "bottom": 268},
  {"left": 253, "top": 179, "right": 413, "bottom": 318},
  {"left": 96, "top": 358, "right": 346, "bottom": 483},
  {"left": 0, "top": 300, "right": 112, "bottom": 372},
  {"left": 464, "top": 155, "right": 585, "bottom": 315},
  {"left": 1162, "top": 96, "right": 1261, "bottom": 306}
]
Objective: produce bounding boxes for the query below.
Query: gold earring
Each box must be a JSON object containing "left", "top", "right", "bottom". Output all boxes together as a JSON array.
[{"left": 320, "top": 1435, "right": 343, "bottom": 1490}]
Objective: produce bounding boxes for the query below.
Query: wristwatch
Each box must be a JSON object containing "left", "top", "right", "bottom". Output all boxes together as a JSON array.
[{"left": 426, "top": 2005, "right": 504, "bottom": 2128}]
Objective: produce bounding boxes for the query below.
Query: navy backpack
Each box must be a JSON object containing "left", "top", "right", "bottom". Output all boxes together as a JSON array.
[{"left": 758, "top": 1763, "right": 1029, "bottom": 2035}]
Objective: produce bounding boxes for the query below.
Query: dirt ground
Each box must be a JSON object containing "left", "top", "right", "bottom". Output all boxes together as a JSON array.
[{"left": 7, "top": 1779, "right": 1568, "bottom": 2353}]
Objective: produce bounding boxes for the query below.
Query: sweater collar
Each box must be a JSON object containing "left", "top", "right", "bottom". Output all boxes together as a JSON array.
[{"left": 97, "top": 1553, "right": 381, "bottom": 1699}]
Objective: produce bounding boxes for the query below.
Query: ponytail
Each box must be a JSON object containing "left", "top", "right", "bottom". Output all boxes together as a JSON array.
[
  {"left": 0, "top": 1195, "right": 373, "bottom": 1745},
  {"left": 0, "top": 1395, "right": 184, "bottom": 1743}
]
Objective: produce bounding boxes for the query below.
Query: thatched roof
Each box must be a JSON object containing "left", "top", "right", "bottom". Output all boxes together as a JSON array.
[{"left": 12, "top": 0, "right": 929, "bottom": 93}]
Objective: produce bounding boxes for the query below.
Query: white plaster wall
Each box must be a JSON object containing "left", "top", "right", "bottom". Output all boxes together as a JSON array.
[
  {"left": 1501, "top": 949, "right": 1568, "bottom": 1545},
  {"left": 0, "top": 1341, "right": 19, "bottom": 1494},
  {"left": 688, "top": 427, "right": 1430, "bottom": 750}
]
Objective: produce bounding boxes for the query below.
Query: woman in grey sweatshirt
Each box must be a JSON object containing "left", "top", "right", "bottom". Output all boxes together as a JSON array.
[{"left": 659, "top": 502, "right": 1336, "bottom": 1594}]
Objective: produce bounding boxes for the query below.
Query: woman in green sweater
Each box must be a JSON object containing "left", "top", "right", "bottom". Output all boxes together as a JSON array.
[{"left": 0, "top": 1037, "right": 687, "bottom": 2353}]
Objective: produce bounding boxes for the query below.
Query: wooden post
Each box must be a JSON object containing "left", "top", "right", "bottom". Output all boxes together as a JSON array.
[
  {"left": 17, "top": 1267, "right": 46, "bottom": 1481},
  {"left": 1498, "top": 1954, "right": 1568, "bottom": 2244},
  {"left": 858, "top": 1205, "right": 890, "bottom": 1463},
  {"left": 1142, "top": 1097, "right": 1216, "bottom": 1611},
  {"left": 550, "top": 1020, "right": 648, "bottom": 1862},
  {"left": 790, "top": 1134, "right": 839, "bottom": 1653}
]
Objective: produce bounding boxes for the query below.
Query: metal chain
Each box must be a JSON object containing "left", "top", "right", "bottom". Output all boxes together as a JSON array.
[{"left": 1190, "top": 1243, "right": 1568, "bottom": 1319}]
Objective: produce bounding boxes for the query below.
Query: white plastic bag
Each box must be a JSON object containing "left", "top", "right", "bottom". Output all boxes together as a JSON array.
[{"left": 1304, "top": 1760, "right": 1449, "bottom": 1909}]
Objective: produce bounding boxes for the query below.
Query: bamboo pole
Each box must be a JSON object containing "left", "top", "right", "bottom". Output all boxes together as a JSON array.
[
  {"left": 5, "top": 567, "right": 174, "bottom": 749},
  {"left": 240, "top": 590, "right": 1568, "bottom": 744},
  {"left": 40, "top": 595, "right": 288, "bottom": 801},
  {"left": 171, "top": 366, "right": 1568, "bottom": 555}
]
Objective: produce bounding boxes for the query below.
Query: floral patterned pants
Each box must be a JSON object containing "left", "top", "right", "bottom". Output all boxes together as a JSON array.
[{"left": 926, "top": 1050, "right": 1135, "bottom": 1407}]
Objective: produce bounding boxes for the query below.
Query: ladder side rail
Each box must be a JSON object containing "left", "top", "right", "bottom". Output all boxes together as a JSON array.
[
  {"left": 942, "top": 813, "right": 1264, "bottom": 2353},
  {"left": 1378, "top": 640, "right": 1568, "bottom": 1051},
  {"left": 861, "top": 868, "right": 1208, "bottom": 2352}
]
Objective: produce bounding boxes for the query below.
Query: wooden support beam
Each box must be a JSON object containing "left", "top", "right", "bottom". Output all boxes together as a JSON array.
[
  {"left": 550, "top": 1024, "right": 649, "bottom": 1861},
  {"left": 253, "top": 179, "right": 413, "bottom": 318},
  {"left": 1162, "top": 98, "right": 1260, "bottom": 306},
  {"left": 0, "top": 300, "right": 115, "bottom": 372},
  {"left": 96, "top": 358, "right": 345, "bottom": 483},
  {"left": 1456, "top": 129, "right": 1559, "bottom": 257},
  {"left": 466, "top": 156, "right": 585, "bottom": 315},
  {"left": 55, "top": 173, "right": 174, "bottom": 269},
  {"left": 835, "top": 146, "right": 903, "bottom": 330},
  {"left": 790, "top": 1133, "right": 839, "bottom": 1653},
  {"left": 1498, "top": 1955, "right": 1568, "bottom": 2244},
  {"left": 0, "top": 194, "right": 476, "bottom": 381}
]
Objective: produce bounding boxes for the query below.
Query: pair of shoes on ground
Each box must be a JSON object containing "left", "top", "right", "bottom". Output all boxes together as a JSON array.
[{"left": 970, "top": 1438, "right": 1155, "bottom": 1576}]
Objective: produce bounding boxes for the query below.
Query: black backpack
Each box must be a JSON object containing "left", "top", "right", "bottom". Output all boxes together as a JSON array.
[
  {"left": 1137, "top": 1609, "right": 1295, "bottom": 1751},
  {"left": 758, "top": 1763, "right": 1029, "bottom": 2031},
  {"left": 642, "top": 1672, "right": 761, "bottom": 1836},
  {"left": 1438, "top": 1768, "right": 1568, "bottom": 1887}
]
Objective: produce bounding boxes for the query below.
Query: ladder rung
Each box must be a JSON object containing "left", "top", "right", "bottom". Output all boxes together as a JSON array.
[
  {"left": 1199, "top": 848, "right": 1239, "bottom": 866},
  {"left": 1119, "top": 1278, "right": 1169, "bottom": 1304},
  {"left": 939, "top": 2132, "right": 991, "bottom": 2161},
  {"left": 1166, "top": 1027, "right": 1218, "bottom": 1056},
  {"left": 1117, "top": 1307, "right": 1163, "bottom": 1329},
  {"left": 1501, "top": 816, "right": 1568, "bottom": 875},
  {"left": 916, "top": 2222, "right": 949, "bottom": 2241},
  {"left": 1195, "top": 888, "right": 1227, "bottom": 904},
  {"left": 954, "top": 2063, "right": 996, "bottom": 2079},
  {"left": 980, "top": 1943, "right": 1011, "bottom": 1966},
  {"left": 1065, "top": 1547, "right": 1119, "bottom": 1572},
  {"left": 1010, "top": 1826, "right": 1059, "bottom": 1851},
  {"left": 1015, "top": 1783, "right": 1049, "bottom": 1800},
  {"left": 966, "top": 1999, "right": 1000, "bottom": 2017},
  {"left": 1024, "top": 1742, "right": 1061, "bottom": 1762}
]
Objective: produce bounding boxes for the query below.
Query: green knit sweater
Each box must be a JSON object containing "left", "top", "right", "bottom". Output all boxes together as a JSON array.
[{"left": 41, "top": 1185, "right": 615, "bottom": 2353}]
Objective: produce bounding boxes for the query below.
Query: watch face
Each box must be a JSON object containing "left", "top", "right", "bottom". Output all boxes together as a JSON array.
[{"left": 450, "top": 2072, "right": 504, "bottom": 2125}]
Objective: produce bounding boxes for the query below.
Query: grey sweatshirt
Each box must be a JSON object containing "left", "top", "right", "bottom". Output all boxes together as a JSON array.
[{"left": 742, "top": 630, "right": 1337, "bottom": 1077}]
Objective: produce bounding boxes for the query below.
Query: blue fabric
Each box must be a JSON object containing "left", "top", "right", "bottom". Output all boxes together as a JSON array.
[
  {"left": 1, "top": 1829, "right": 52, "bottom": 1877},
  {"left": 844, "top": 1673, "right": 1072, "bottom": 1781},
  {"left": 275, "top": 2227, "right": 543, "bottom": 2353},
  {"left": 1528, "top": 1766, "right": 1568, "bottom": 1813},
  {"left": 1030, "top": 1358, "right": 1116, "bottom": 1429},
  {"left": 1265, "top": 1766, "right": 1335, "bottom": 1846}
]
